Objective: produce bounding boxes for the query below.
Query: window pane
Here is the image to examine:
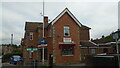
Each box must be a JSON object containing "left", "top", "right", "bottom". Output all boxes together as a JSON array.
[
  {"left": 61, "top": 45, "right": 74, "bottom": 55},
  {"left": 30, "top": 32, "right": 33, "bottom": 40},
  {"left": 91, "top": 49, "right": 96, "bottom": 54},
  {"left": 64, "top": 26, "right": 70, "bottom": 36},
  {"left": 30, "top": 51, "right": 33, "bottom": 58}
]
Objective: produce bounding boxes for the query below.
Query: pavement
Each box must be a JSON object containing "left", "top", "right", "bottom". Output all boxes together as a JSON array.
[
  {"left": 1, "top": 62, "right": 88, "bottom": 68},
  {"left": 2, "top": 63, "right": 16, "bottom": 67},
  {"left": 0, "top": 58, "right": 2, "bottom": 68},
  {"left": 64, "top": 63, "right": 86, "bottom": 66},
  {"left": 56, "top": 63, "right": 88, "bottom": 68}
]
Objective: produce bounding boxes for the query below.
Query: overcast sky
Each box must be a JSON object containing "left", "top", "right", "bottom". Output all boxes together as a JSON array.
[{"left": 1, "top": 0, "right": 119, "bottom": 45}]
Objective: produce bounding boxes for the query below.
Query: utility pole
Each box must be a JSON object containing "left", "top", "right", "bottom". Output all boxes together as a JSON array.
[
  {"left": 42, "top": 0, "right": 45, "bottom": 65},
  {"left": 116, "top": 38, "right": 120, "bottom": 68},
  {"left": 112, "top": 32, "right": 120, "bottom": 68}
]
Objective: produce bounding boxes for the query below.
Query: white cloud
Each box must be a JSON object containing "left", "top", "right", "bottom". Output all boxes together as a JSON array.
[
  {"left": 66, "top": 2, "right": 118, "bottom": 39},
  {"left": 1, "top": 0, "right": 119, "bottom": 2},
  {"left": 1, "top": 2, "right": 118, "bottom": 45},
  {"left": 0, "top": 3, "right": 2, "bottom": 44}
]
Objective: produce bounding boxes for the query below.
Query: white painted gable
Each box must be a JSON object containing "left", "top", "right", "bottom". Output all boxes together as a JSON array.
[{"left": 51, "top": 8, "right": 82, "bottom": 27}]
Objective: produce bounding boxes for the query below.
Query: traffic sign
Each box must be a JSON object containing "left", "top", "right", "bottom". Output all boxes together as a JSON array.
[
  {"left": 41, "top": 38, "right": 45, "bottom": 44},
  {"left": 26, "top": 48, "right": 38, "bottom": 51},
  {"left": 38, "top": 44, "right": 48, "bottom": 48}
]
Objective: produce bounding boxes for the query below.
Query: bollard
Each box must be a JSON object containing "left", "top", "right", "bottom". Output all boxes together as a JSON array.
[{"left": 49, "top": 54, "right": 53, "bottom": 68}]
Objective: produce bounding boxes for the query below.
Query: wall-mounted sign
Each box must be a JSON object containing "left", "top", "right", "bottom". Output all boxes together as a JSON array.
[{"left": 63, "top": 38, "right": 71, "bottom": 42}]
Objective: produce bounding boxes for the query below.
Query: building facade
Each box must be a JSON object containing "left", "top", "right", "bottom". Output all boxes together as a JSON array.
[{"left": 21, "top": 8, "right": 96, "bottom": 64}]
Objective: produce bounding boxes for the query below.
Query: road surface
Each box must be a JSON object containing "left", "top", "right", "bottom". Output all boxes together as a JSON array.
[{"left": 0, "top": 58, "right": 2, "bottom": 68}]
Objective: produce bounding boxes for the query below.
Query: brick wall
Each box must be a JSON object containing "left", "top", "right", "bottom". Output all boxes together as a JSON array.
[
  {"left": 80, "top": 29, "right": 90, "bottom": 41},
  {"left": 23, "top": 31, "right": 39, "bottom": 61},
  {"left": 22, "top": 10, "right": 91, "bottom": 65},
  {"left": 52, "top": 13, "right": 81, "bottom": 64}
]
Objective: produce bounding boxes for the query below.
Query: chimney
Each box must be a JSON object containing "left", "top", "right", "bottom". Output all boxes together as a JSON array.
[{"left": 44, "top": 16, "right": 48, "bottom": 27}]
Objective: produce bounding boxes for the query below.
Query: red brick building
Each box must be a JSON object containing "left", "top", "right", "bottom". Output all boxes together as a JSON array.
[
  {"left": 21, "top": 8, "right": 96, "bottom": 64},
  {"left": 2, "top": 45, "right": 14, "bottom": 55}
]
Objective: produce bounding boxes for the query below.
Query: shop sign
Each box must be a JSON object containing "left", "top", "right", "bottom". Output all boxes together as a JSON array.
[{"left": 63, "top": 38, "right": 71, "bottom": 42}]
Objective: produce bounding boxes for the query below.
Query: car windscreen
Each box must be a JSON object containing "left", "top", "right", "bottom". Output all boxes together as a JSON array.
[{"left": 13, "top": 56, "right": 21, "bottom": 59}]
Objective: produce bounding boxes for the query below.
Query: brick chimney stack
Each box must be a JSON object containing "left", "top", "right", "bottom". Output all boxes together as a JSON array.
[{"left": 44, "top": 16, "right": 48, "bottom": 27}]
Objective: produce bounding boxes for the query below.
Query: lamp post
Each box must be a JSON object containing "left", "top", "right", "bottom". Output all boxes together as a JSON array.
[
  {"left": 42, "top": 0, "right": 45, "bottom": 65},
  {"left": 38, "top": 0, "right": 45, "bottom": 65},
  {"left": 112, "top": 32, "right": 120, "bottom": 68}
]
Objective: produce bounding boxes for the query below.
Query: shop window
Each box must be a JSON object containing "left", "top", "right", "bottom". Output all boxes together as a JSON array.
[
  {"left": 64, "top": 26, "right": 70, "bottom": 36},
  {"left": 61, "top": 45, "right": 74, "bottom": 56}
]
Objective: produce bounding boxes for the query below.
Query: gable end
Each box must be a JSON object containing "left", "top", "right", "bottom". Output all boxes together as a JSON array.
[{"left": 51, "top": 8, "right": 82, "bottom": 27}]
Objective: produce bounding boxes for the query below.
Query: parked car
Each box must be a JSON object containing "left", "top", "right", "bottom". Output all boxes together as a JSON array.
[{"left": 10, "top": 55, "right": 23, "bottom": 65}]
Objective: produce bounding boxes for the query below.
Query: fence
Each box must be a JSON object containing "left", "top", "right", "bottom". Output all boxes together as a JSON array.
[{"left": 85, "top": 55, "right": 118, "bottom": 68}]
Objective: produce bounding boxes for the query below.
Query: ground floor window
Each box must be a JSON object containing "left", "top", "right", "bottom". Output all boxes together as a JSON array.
[
  {"left": 91, "top": 49, "right": 96, "bottom": 54},
  {"left": 112, "top": 45, "right": 116, "bottom": 53},
  {"left": 29, "top": 51, "right": 33, "bottom": 59},
  {"left": 61, "top": 45, "right": 74, "bottom": 56},
  {"left": 103, "top": 48, "right": 108, "bottom": 53}
]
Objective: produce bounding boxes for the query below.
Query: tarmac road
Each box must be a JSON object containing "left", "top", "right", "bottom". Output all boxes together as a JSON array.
[
  {"left": 0, "top": 59, "right": 2, "bottom": 68},
  {"left": 1, "top": 61, "right": 89, "bottom": 68},
  {"left": 2, "top": 62, "right": 17, "bottom": 68},
  {"left": 2, "top": 63, "right": 16, "bottom": 66}
]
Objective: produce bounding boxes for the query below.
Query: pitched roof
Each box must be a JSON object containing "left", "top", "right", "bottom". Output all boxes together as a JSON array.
[
  {"left": 80, "top": 41, "right": 97, "bottom": 47},
  {"left": 80, "top": 25, "right": 91, "bottom": 30},
  {"left": 25, "top": 22, "right": 43, "bottom": 31},
  {"left": 51, "top": 8, "right": 82, "bottom": 27},
  {"left": 98, "top": 44, "right": 111, "bottom": 47}
]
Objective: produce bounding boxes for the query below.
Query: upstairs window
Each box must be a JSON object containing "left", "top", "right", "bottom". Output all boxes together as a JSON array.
[
  {"left": 30, "top": 32, "right": 33, "bottom": 40},
  {"left": 64, "top": 26, "right": 70, "bottom": 36}
]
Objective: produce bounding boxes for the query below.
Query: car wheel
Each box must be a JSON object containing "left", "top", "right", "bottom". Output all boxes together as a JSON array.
[{"left": 14, "top": 63, "right": 17, "bottom": 65}]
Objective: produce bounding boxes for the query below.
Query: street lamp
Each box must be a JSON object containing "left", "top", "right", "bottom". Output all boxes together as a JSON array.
[{"left": 112, "top": 32, "right": 120, "bottom": 68}]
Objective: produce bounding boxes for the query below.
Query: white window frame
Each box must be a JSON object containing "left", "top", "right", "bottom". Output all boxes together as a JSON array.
[
  {"left": 30, "top": 32, "right": 33, "bottom": 40},
  {"left": 64, "top": 26, "right": 70, "bottom": 36},
  {"left": 61, "top": 45, "right": 74, "bottom": 56},
  {"left": 63, "top": 38, "right": 72, "bottom": 43},
  {"left": 30, "top": 51, "right": 33, "bottom": 58}
]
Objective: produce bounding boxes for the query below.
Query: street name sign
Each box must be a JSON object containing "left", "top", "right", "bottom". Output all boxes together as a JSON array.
[{"left": 26, "top": 48, "right": 38, "bottom": 51}]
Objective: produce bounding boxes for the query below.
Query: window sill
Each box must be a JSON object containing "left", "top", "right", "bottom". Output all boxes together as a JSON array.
[
  {"left": 30, "top": 40, "right": 33, "bottom": 41},
  {"left": 62, "top": 55, "right": 74, "bottom": 56},
  {"left": 64, "top": 35, "right": 70, "bottom": 37}
]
